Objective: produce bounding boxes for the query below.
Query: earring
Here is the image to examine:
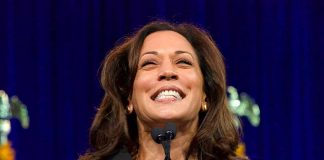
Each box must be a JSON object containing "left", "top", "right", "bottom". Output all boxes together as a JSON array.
[
  {"left": 126, "top": 104, "right": 133, "bottom": 114},
  {"left": 201, "top": 102, "right": 208, "bottom": 111}
]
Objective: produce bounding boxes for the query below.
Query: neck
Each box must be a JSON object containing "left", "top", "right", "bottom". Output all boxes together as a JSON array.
[{"left": 136, "top": 119, "right": 198, "bottom": 160}]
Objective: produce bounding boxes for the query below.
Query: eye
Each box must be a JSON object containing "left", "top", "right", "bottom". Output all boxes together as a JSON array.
[
  {"left": 140, "top": 60, "right": 156, "bottom": 67},
  {"left": 176, "top": 59, "right": 192, "bottom": 65}
]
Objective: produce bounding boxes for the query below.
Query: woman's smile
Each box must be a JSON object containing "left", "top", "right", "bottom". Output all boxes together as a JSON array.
[{"left": 151, "top": 86, "right": 186, "bottom": 103}]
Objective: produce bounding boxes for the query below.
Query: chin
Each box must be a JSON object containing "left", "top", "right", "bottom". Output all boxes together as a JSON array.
[
  {"left": 154, "top": 112, "right": 187, "bottom": 123},
  {"left": 156, "top": 113, "right": 177, "bottom": 120}
]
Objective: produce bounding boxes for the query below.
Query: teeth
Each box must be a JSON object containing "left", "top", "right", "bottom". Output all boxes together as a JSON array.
[{"left": 155, "top": 90, "right": 182, "bottom": 101}]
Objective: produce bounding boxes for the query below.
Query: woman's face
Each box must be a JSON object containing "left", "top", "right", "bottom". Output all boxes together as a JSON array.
[{"left": 130, "top": 31, "right": 205, "bottom": 127}]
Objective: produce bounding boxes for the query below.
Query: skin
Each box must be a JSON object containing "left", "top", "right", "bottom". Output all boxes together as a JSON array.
[{"left": 130, "top": 31, "right": 206, "bottom": 160}]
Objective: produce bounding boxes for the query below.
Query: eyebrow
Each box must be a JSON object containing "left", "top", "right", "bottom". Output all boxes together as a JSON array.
[
  {"left": 175, "top": 50, "right": 194, "bottom": 55},
  {"left": 141, "top": 50, "right": 194, "bottom": 57},
  {"left": 141, "top": 51, "right": 158, "bottom": 56}
]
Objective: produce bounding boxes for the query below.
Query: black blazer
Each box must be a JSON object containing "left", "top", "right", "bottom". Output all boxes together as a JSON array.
[{"left": 107, "top": 148, "right": 132, "bottom": 160}]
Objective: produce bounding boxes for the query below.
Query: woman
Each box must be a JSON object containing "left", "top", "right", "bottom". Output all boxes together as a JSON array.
[{"left": 80, "top": 21, "right": 243, "bottom": 160}]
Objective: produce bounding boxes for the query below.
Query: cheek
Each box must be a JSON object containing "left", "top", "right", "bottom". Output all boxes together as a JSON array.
[
  {"left": 132, "top": 72, "right": 157, "bottom": 104},
  {"left": 133, "top": 72, "right": 154, "bottom": 92},
  {"left": 182, "top": 70, "right": 204, "bottom": 89}
]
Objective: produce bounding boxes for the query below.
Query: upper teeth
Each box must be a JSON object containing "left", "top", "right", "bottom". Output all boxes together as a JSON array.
[{"left": 155, "top": 90, "right": 182, "bottom": 101}]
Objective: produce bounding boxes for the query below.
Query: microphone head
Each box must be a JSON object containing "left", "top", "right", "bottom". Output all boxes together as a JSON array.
[
  {"left": 151, "top": 127, "right": 165, "bottom": 144},
  {"left": 165, "top": 122, "right": 177, "bottom": 140}
]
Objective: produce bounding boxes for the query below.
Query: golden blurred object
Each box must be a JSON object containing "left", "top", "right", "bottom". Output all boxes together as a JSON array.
[
  {"left": 235, "top": 142, "right": 249, "bottom": 159},
  {"left": 0, "top": 142, "right": 15, "bottom": 160}
]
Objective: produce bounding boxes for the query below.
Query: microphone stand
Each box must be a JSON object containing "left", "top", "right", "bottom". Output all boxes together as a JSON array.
[
  {"left": 161, "top": 140, "right": 171, "bottom": 160},
  {"left": 163, "top": 122, "right": 176, "bottom": 160},
  {"left": 151, "top": 122, "right": 176, "bottom": 160}
]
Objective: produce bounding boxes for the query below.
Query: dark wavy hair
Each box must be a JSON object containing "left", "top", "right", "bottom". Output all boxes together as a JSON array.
[{"left": 80, "top": 21, "right": 242, "bottom": 160}]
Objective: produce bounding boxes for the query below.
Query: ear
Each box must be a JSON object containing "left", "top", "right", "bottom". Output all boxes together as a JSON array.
[
  {"left": 126, "top": 95, "right": 134, "bottom": 114},
  {"left": 128, "top": 94, "right": 133, "bottom": 103},
  {"left": 126, "top": 103, "right": 134, "bottom": 114},
  {"left": 202, "top": 93, "right": 207, "bottom": 102}
]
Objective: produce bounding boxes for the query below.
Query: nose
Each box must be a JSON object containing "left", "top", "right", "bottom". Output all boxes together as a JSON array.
[
  {"left": 158, "top": 62, "right": 178, "bottom": 81},
  {"left": 159, "top": 72, "right": 178, "bottom": 81}
]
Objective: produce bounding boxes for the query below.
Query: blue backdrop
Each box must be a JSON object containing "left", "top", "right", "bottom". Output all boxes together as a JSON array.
[{"left": 0, "top": 0, "right": 323, "bottom": 160}]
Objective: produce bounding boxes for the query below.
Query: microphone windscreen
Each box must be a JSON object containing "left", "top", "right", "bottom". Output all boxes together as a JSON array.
[{"left": 151, "top": 127, "right": 165, "bottom": 144}]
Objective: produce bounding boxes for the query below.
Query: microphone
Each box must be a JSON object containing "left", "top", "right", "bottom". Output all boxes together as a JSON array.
[
  {"left": 151, "top": 127, "right": 165, "bottom": 144},
  {"left": 151, "top": 123, "right": 177, "bottom": 160}
]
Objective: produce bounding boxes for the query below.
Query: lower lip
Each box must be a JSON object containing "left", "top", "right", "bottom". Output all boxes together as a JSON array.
[{"left": 154, "top": 97, "right": 180, "bottom": 103}]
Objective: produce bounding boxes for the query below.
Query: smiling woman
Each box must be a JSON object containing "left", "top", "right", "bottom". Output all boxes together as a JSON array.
[{"left": 79, "top": 21, "right": 246, "bottom": 160}]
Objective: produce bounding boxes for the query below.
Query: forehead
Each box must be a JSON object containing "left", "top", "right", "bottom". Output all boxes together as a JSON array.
[{"left": 140, "top": 31, "right": 195, "bottom": 54}]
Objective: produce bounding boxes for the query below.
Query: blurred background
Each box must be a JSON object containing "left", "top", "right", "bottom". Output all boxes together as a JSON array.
[{"left": 0, "top": 0, "right": 323, "bottom": 159}]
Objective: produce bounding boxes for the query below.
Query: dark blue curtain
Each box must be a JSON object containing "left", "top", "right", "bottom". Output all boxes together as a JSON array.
[{"left": 0, "top": 0, "right": 322, "bottom": 159}]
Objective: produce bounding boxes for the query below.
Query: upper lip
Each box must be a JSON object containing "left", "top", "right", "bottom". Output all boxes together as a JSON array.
[{"left": 151, "top": 85, "right": 186, "bottom": 100}]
